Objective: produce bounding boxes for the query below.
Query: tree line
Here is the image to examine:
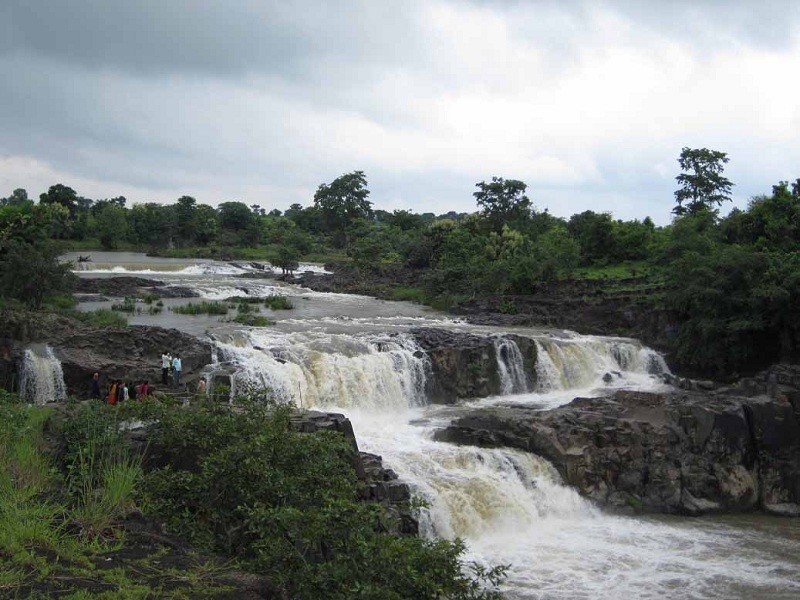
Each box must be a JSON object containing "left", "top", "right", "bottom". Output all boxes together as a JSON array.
[{"left": 2, "top": 148, "right": 799, "bottom": 376}]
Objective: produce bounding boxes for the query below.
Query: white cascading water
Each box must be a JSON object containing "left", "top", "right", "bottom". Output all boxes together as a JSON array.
[
  {"left": 221, "top": 328, "right": 800, "bottom": 599},
  {"left": 493, "top": 336, "right": 528, "bottom": 394},
  {"left": 18, "top": 345, "right": 67, "bottom": 405},
  {"left": 533, "top": 336, "right": 667, "bottom": 392},
  {"left": 218, "top": 330, "right": 429, "bottom": 410}
]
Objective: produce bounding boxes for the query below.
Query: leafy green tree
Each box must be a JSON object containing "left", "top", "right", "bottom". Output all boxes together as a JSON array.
[
  {"left": 673, "top": 147, "right": 733, "bottom": 216},
  {"left": 39, "top": 183, "right": 79, "bottom": 217},
  {"left": 95, "top": 203, "right": 129, "bottom": 249},
  {"left": 0, "top": 204, "right": 75, "bottom": 307},
  {"left": 473, "top": 177, "right": 531, "bottom": 232},
  {"left": 194, "top": 204, "right": 219, "bottom": 245},
  {"left": 175, "top": 195, "right": 198, "bottom": 244},
  {"left": 313, "top": 171, "right": 373, "bottom": 247},
  {"left": 0, "top": 188, "right": 29, "bottom": 207}
]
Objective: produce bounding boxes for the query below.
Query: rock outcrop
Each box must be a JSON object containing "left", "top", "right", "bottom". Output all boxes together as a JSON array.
[
  {"left": 409, "top": 328, "right": 536, "bottom": 403},
  {"left": 436, "top": 385, "right": 800, "bottom": 516},
  {"left": 0, "top": 309, "right": 212, "bottom": 397},
  {"left": 75, "top": 276, "right": 199, "bottom": 299}
]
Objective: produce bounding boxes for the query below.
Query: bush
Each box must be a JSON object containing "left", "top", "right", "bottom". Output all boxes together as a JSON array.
[
  {"left": 264, "top": 295, "right": 293, "bottom": 310},
  {"left": 232, "top": 314, "right": 274, "bottom": 327},
  {"left": 143, "top": 401, "right": 505, "bottom": 599},
  {"left": 77, "top": 309, "right": 128, "bottom": 328},
  {"left": 172, "top": 301, "right": 229, "bottom": 315},
  {"left": 111, "top": 297, "right": 137, "bottom": 313}
]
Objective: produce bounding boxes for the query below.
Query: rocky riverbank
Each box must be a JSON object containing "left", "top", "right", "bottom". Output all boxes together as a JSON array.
[
  {"left": 435, "top": 366, "right": 800, "bottom": 517},
  {"left": 0, "top": 308, "right": 211, "bottom": 396}
]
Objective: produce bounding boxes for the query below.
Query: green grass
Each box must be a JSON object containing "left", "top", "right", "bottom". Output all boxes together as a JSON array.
[
  {"left": 76, "top": 309, "right": 128, "bottom": 328},
  {"left": 111, "top": 297, "right": 137, "bottom": 313},
  {"left": 171, "top": 301, "right": 229, "bottom": 316},
  {"left": 0, "top": 398, "right": 240, "bottom": 598},
  {"left": 43, "top": 295, "right": 79, "bottom": 310},
  {"left": 263, "top": 295, "right": 293, "bottom": 310},
  {"left": 232, "top": 314, "right": 274, "bottom": 327},
  {"left": 388, "top": 286, "right": 427, "bottom": 304}
]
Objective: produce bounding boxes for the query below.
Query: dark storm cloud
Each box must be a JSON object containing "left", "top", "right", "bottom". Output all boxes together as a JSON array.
[{"left": 1, "top": 0, "right": 423, "bottom": 78}]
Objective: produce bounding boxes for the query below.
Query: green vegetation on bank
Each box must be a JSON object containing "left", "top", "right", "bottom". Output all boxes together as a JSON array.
[{"left": 0, "top": 392, "right": 505, "bottom": 598}]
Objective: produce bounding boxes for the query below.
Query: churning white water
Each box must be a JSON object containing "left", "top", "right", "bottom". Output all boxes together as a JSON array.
[
  {"left": 221, "top": 328, "right": 800, "bottom": 599},
  {"left": 494, "top": 337, "right": 528, "bottom": 394},
  {"left": 18, "top": 345, "right": 67, "bottom": 405}
]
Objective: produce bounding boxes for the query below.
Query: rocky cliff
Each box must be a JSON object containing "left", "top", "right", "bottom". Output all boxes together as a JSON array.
[
  {"left": 436, "top": 380, "right": 800, "bottom": 517},
  {"left": 409, "top": 327, "right": 536, "bottom": 403}
]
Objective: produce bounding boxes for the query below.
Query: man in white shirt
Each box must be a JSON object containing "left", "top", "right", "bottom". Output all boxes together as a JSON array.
[
  {"left": 172, "top": 354, "right": 182, "bottom": 387},
  {"left": 161, "top": 351, "right": 172, "bottom": 385}
]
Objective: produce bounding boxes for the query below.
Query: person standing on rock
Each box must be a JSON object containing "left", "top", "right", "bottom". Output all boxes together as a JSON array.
[
  {"left": 172, "top": 354, "right": 182, "bottom": 387},
  {"left": 161, "top": 351, "right": 172, "bottom": 385},
  {"left": 90, "top": 373, "right": 101, "bottom": 399},
  {"left": 108, "top": 380, "right": 118, "bottom": 406},
  {"left": 120, "top": 381, "right": 128, "bottom": 402}
]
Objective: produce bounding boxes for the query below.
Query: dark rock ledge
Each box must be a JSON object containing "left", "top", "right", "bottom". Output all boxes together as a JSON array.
[{"left": 435, "top": 380, "right": 800, "bottom": 517}]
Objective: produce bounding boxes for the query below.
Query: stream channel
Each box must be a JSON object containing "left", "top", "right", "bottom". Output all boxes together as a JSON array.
[{"left": 68, "top": 252, "right": 800, "bottom": 599}]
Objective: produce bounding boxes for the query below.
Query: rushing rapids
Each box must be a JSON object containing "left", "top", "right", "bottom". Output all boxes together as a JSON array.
[{"left": 67, "top": 253, "right": 800, "bottom": 599}]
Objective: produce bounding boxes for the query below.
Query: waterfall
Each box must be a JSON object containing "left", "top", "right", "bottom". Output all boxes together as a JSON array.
[
  {"left": 219, "top": 331, "right": 430, "bottom": 410},
  {"left": 18, "top": 345, "right": 67, "bottom": 405},
  {"left": 493, "top": 337, "right": 528, "bottom": 394},
  {"left": 532, "top": 336, "right": 668, "bottom": 392}
]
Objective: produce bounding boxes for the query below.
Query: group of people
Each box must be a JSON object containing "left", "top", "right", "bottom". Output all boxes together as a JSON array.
[
  {"left": 87, "top": 351, "right": 207, "bottom": 404},
  {"left": 161, "top": 351, "right": 183, "bottom": 387},
  {"left": 90, "top": 372, "right": 152, "bottom": 404}
]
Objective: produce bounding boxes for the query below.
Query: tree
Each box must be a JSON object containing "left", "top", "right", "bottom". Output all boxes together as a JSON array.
[
  {"left": 40, "top": 183, "right": 79, "bottom": 216},
  {"left": 673, "top": 147, "right": 734, "bottom": 216},
  {"left": 0, "top": 188, "right": 29, "bottom": 206},
  {"left": 175, "top": 196, "right": 198, "bottom": 244},
  {"left": 473, "top": 177, "right": 531, "bottom": 232},
  {"left": 95, "top": 203, "right": 129, "bottom": 249},
  {"left": 313, "top": 171, "right": 372, "bottom": 247}
]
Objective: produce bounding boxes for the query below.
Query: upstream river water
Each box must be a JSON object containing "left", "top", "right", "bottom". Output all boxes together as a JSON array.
[{"left": 67, "top": 252, "right": 800, "bottom": 599}]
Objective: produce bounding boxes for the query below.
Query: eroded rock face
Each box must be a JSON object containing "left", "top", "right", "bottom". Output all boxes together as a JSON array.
[
  {"left": 436, "top": 388, "right": 800, "bottom": 516},
  {"left": 409, "top": 328, "right": 537, "bottom": 403},
  {"left": 53, "top": 325, "right": 212, "bottom": 396}
]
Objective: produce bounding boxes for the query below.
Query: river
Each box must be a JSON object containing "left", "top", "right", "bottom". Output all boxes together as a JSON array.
[{"left": 66, "top": 252, "right": 800, "bottom": 599}]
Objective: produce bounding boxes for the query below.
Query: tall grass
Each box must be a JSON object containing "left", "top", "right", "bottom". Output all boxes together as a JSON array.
[{"left": 172, "top": 301, "right": 229, "bottom": 315}]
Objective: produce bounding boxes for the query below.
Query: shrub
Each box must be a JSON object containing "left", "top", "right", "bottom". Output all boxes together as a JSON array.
[
  {"left": 78, "top": 309, "right": 128, "bottom": 328},
  {"left": 142, "top": 401, "right": 505, "bottom": 599},
  {"left": 172, "top": 301, "right": 229, "bottom": 315},
  {"left": 111, "top": 297, "right": 137, "bottom": 313},
  {"left": 232, "top": 314, "right": 274, "bottom": 327},
  {"left": 264, "top": 295, "right": 293, "bottom": 310}
]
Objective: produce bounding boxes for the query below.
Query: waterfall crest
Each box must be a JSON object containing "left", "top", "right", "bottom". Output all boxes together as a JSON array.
[
  {"left": 493, "top": 336, "right": 528, "bottom": 394},
  {"left": 220, "top": 331, "right": 430, "bottom": 410},
  {"left": 19, "top": 346, "right": 67, "bottom": 405},
  {"left": 533, "top": 336, "right": 668, "bottom": 391}
]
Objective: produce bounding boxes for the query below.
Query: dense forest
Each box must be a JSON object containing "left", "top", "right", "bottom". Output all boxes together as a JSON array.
[{"left": 2, "top": 148, "right": 800, "bottom": 376}]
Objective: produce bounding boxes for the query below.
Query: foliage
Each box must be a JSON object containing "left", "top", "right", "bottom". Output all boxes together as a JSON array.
[
  {"left": 263, "top": 295, "right": 294, "bottom": 310},
  {"left": 142, "top": 401, "right": 505, "bottom": 599},
  {"left": 171, "top": 301, "right": 229, "bottom": 315},
  {"left": 76, "top": 309, "right": 128, "bottom": 328},
  {"left": 111, "top": 297, "right": 137, "bottom": 313},
  {"left": 313, "top": 171, "right": 373, "bottom": 247},
  {"left": 473, "top": 177, "right": 531, "bottom": 232},
  {"left": 673, "top": 147, "right": 733, "bottom": 216},
  {"left": 232, "top": 314, "right": 275, "bottom": 327}
]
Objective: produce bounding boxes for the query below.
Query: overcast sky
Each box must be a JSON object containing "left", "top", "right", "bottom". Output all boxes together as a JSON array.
[{"left": 1, "top": 1, "right": 798, "bottom": 223}]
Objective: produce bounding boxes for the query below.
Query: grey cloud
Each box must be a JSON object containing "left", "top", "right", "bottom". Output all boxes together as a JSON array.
[{"left": 2, "top": 1, "right": 424, "bottom": 78}]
